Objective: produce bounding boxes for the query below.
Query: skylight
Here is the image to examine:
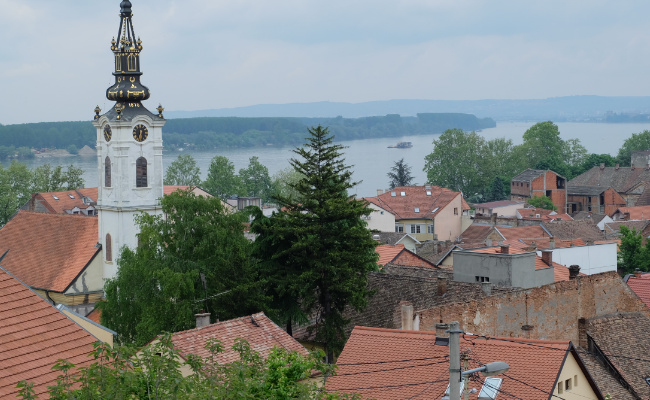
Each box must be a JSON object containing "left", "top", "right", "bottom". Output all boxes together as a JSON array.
[
  {"left": 478, "top": 377, "right": 503, "bottom": 400},
  {"left": 426, "top": 191, "right": 432, "bottom": 196},
  {"left": 414, "top": 208, "right": 420, "bottom": 213},
  {"left": 52, "top": 195, "right": 59, "bottom": 201},
  {"left": 68, "top": 194, "right": 75, "bottom": 199},
  {"left": 432, "top": 207, "right": 439, "bottom": 213},
  {"left": 391, "top": 192, "right": 397, "bottom": 197},
  {"left": 442, "top": 381, "right": 465, "bottom": 400},
  {"left": 400, "top": 192, "right": 406, "bottom": 196}
]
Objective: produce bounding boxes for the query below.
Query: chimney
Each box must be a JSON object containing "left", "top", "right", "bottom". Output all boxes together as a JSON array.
[
  {"left": 433, "top": 241, "right": 439, "bottom": 254},
  {"left": 400, "top": 302, "right": 414, "bottom": 330},
  {"left": 635, "top": 268, "right": 642, "bottom": 278},
  {"left": 632, "top": 165, "right": 636, "bottom": 171},
  {"left": 646, "top": 163, "right": 650, "bottom": 171},
  {"left": 599, "top": 163, "right": 605, "bottom": 170},
  {"left": 377, "top": 189, "right": 384, "bottom": 196},
  {"left": 435, "top": 323, "right": 449, "bottom": 338},
  {"left": 541, "top": 250, "right": 553, "bottom": 266},
  {"left": 569, "top": 265, "right": 580, "bottom": 279},
  {"left": 616, "top": 164, "right": 620, "bottom": 170},
  {"left": 578, "top": 318, "right": 587, "bottom": 348},
  {"left": 491, "top": 212, "right": 497, "bottom": 225},
  {"left": 549, "top": 237, "right": 556, "bottom": 249},
  {"left": 195, "top": 312, "right": 211, "bottom": 328},
  {"left": 437, "top": 276, "right": 448, "bottom": 296},
  {"left": 500, "top": 244, "right": 510, "bottom": 254},
  {"left": 481, "top": 281, "right": 492, "bottom": 296},
  {"left": 372, "top": 234, "right": 381, "bottom": 241}
]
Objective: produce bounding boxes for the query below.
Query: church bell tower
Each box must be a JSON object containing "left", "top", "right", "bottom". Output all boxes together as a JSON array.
[{"left": 92, "top": 0, "right": 165, "bottom": 280}]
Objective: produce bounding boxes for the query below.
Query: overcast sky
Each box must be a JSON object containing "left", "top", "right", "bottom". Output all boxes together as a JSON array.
[{"left": 2, "top": 0, "right": 650, "bottom": 124}]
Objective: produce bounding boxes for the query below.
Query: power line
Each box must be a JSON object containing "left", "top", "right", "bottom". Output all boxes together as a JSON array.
[
  {"left": 332, "top": 378, "right": 449, "bottom": 393},
  {"left": 502, "top": 373, "right": 600, "bottom": 400},
  {"left": 337, "top": 355, "right": 448, "bottom": 366},
  {"left": 335, "top": 359, "right": 448, "bottom": 377}
]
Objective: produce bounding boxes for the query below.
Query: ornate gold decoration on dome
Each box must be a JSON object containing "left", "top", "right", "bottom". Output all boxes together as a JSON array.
[
  {"left": 94, "top": 105, "right": 102, "bottom": 120},
  {"left": 157, "top": 104, "right": 164, "bottom": 118}
]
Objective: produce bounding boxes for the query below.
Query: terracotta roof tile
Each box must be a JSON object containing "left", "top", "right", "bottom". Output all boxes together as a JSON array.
[
  {"left": 569, "top": 166, "right": 650, "bottom": 193},
  {"left": 327, "top": 327, "right": 576, "bottom": 400},
  {"left": 494, "top": 225, "right": 551, "bottom": 241},
  {"left": 0, "top": 266, "right": 97, "bottom": 399},
  {"left": 625, "top": 274, "right": 650, "bottom": 308},
  {"left": 542, "top": 220, "right": 606, "bottom": 242},
  {"left": 614, "top": 205, "right": 650, "bottom": 220},
  {"left": 0, "top": 211, "right": 100, "bottom": 292},
  {"left": 366, "top": 186, "right": 462, "bottom": 220},
  {"left": 170, "top": 312, "right": 307, "bottom": 364},
  {"left": 460, "top": 225, "right": 493, "bottom": 242},
  {"left": 604, "top": 220, "right": 649, "bottom": 235},
  {"left": 376, "top": 244, "right": 405, "bottom": 266}
]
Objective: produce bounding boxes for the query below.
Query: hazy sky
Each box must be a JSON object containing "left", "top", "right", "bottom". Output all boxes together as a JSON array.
[{"left": 2, "top": 0, "right": 650, "bottom": 125}]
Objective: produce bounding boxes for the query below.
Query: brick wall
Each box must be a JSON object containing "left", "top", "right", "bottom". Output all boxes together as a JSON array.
[
  {"left": 393, "top": 250, "right": 437, "bottom": 268},
  {"left": 417, "top": 271, "right": 648, "bottom": 343}
]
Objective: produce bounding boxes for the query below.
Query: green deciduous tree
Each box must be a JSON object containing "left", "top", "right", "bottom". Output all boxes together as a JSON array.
[
  {"left": 99, "top": 190, "right": 265, "bottom": 346},
  {"left": 424, "top": 129, "right": 489, "bottom": 197},
  {"left": 239, "top": 156, "right": 274, "bottom": 202},
  {"left": 618, "top": 225, "right": 650, "bottom": 275},
  {"left": 17, "top": 335, "right": 360, "bottom": 399},
  {"left": 271, "top": 167, "right": 304, "bottom": 203},
  {"left": 573, "top": 153, "right": 617, "bottom": 177},
  {"left": 387, "top": 158, "right": 415, "bottom": 189},
  {"left": 32, "top": 164, "right": 84, "bottom": 192},
  {"left": 616, "top": 130, "right": 650, "bottom": 166},
  {"left": 164, "top": 154, "right": 201, "bottom": 186},
  {"left": 527, "top": 195, "right": 557, "bottom": 211},
  {"left": 0, "top": 161, "right": 32, "bottom": 227},
  {"left": 251, "top": 126, "right": 378, "bottom": 361},
  {"left": 202, "top": 156, "right": 245, "bottom": 200}
]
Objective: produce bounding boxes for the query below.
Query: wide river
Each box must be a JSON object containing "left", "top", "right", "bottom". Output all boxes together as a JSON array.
[{"left": 5, "top": 121, "right": 650, "bottom": 198}]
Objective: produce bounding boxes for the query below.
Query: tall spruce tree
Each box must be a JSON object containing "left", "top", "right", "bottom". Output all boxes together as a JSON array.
[
  {"left": 387, "top": 158, "right": 415, "bottom": 189},
  {"left": 251, "top": 126, "right": 378, "bottom": 361}
]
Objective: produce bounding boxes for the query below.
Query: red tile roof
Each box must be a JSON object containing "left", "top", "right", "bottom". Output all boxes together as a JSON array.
[
  {"left": 626, "top": 274, "right": 650, "bottom": 308},
  {"left": 375, "top": 244, "right": 406, "bottom": 266},
  {"left": 170, "top": 312, "right": 307, "bottom": 364},
  {"left": 0, "top": 211, "right": 100, "bottom": 292},
  {"left": 367, "top": 186, "right": 462, "bottom": 220},
  {"left": 494, "top": 225, "right": 551, "bottom": 241},
  {"left": 327, "top": 326, "right": 583, "bottom": 400},
  {"left": 0, "top": 266, "right": 97, "bottom": 399},
  {"left": 30, "top": 188, "right": 99, "bottom": 215}
]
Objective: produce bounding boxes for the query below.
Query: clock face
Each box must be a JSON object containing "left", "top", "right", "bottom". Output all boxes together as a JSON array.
[
  {"left": 132, "top": 124, "right": 149, "bottom": 142},
  {"left": 103, "top": 125, "right": 112, "bottom": 142}
]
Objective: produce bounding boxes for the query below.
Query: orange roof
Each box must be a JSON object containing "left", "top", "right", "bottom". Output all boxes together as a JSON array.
[
  {"left": 0, "top": 211, "right": 100, "bottom": 292},
  {"left": 0, "top": 266, "right": 97, "bottom": 399},
  {"left": 494, "top": 225, "right": 551, "bottom": 241},
  {"left": 519, "top": 238, "right": 586, "bottom": 249},
  {"left": 86, "top": 308, "right": 102, "bottom": 324},
  {"left": 614, "top": 205, "right": 650, "bottom": 220},
  {"left": 626, "top": 274, "right": 650, "bottom": 308},
  {"left": 327, "top": 326, "right": 584, "bottom": 400},
  {"left": 170, "top": 312, "right": 307, "bottom": 364},
  {"left": 367, "top": 186, "right": 462, "bottom": 220},
  {"left": 30, "top": 188, "right": 98, "bottom": 215},
  {"left": 375, "top": 244, "right": 405, "bottom": 266}
]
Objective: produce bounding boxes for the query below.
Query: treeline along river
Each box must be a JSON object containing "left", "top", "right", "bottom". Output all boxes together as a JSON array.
[{"left": 3, "top": 121, "right": 650, "bottom": 198}]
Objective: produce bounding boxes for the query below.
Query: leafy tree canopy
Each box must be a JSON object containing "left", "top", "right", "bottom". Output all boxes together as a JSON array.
[
  {"left": 17, "top": 335, "right": 361, "bottom": 399},
  {"left": 202, "top": 155, "right": 245, "bottom": 200},
  {"left": 618, "top": 225, "right": 650, "bottom": 275},
  {"left": 616, "top": 130, "right": 650, "bottom": 167},
  {"left": 527, "top": 195, "right": 556, "bottom": 211},
  {"left": 99, "top": 190, "right": 266, "bottom": 346},
  {"left": 387, "top": 158, "right": 415, "bottom": 189},
  {"left": 251, "top": 126, "right": 378, "bottom": 361},
  {"left": 164, "top": 154, "right": 201, "bottom": 186},
  {"left": 239, "top": 156, "right": 274, "bottom": 203}
]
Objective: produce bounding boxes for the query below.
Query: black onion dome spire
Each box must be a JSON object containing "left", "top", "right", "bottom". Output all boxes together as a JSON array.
[{"left": 105, "top": 0, "right": 151, "bottom": 104}]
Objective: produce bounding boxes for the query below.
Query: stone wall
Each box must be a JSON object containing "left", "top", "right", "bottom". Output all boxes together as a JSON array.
[{"left": 417, "top": 271, "right": 648, "bottom": 344}]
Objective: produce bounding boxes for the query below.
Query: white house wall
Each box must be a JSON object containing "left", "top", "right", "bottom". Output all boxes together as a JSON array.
[
  {"left": 365, "top": 203, "right": 395, "bottom": 232},
  {"left": 536, "top": 243, "right": 617, "bottom": 275}
]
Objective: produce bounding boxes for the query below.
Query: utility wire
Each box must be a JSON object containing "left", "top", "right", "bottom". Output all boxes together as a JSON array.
[
  {"left": 337, "top": 355, "right": 448, "bottom": 366},
  {"left": 335, "top": 359, "right": 448, "bottom": 377},
  {"left": 332, "top": 378, "right": 449, "bottom": 393}
]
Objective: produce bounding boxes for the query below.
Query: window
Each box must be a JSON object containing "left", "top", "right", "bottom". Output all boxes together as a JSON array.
[
  {"left": 475, "top": 276, "right": 490, "bottom": 283},
  {"left": 426, "top": 190, "right": 432, "bottom": 196},
  {"left": 391, "top": 192, "right": 396, "bottom": 197},
  {"left": 428, "top": 224, "right": 434, "bottom": 234},
  {"left": 400, "top": 191, "right": 406, "bottom": 197},
  {"left": 105, "top": 233, "right": 112, "bottom": 262},
  {"left": 105, "top": 156, "right": 112, "bottom": 187},
  {"left": 136, "top": 157, "right": 147, "bottom": 187},
  {"left": 478, "top": 378, "right": 502, "bottom": 400},
  {"left": 52, "top": 195, "right": 59, "bottom": 201},
  {"left": 395, "top": 225, "right": 404, "bottom": 233},
  {"left": 565, "top": 378, "right": 572, "bottom": 391},
  {"left": 410, "top": 225, "right": 422, "bottom": 234},
  {"left": 414, "top": 208, "right": 420, "bottom": 213},
  {"left": 454, "top": 207, "right": 458, "bottom": 215},
  {"left": 557, "top": 382, "right": 563, "bottom": 394}
]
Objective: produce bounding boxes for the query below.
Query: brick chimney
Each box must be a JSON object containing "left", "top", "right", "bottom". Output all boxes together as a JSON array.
[
  {"left": 541, "top": 250, "right": 553, "bottom": 266},
  {"left": 400, "top": 302, "right": 414, "bottom": 330},
  {"left": 435, "top": 323, "right": 449, "bottom": 338},
  {"left": 569, "top": 265, "right": 580, "bottom": 279},
  {"left": 437, "top": 276, "right": 448, "bottom": 296},
  {"left": 195, "top": 312, "right": 211, "bottom": 328},
  {"left": 500, "top": 244, "right": 510, "bottom": 254},
  {"left": 635, "top": 268, "right": 642, "bottom": 278},
  {"left": 599, "top": 163, "right": 605, "bottom": 170},
  {"left": 578, "top": 318, "right": 587, "bottom": 348},
  {"left": 491, "top": 212, "right": 497, "bottom": 225},
  {"left": 377, "top": 189, "right": 384, "bottom": 196}
]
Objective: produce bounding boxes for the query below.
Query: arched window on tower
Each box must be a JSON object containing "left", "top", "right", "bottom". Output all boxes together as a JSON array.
[
  {"left": 105, "top": 156, "right": 112, "bottom": 187},
  {"left": 136, "top": 157, "right": 147, "bottom": 187},
  {"left": 127, "top": 54, "right": 137, "bottom": 71},
  {"left": 105, "top": 233, "right": 112, "bottom": 262}
]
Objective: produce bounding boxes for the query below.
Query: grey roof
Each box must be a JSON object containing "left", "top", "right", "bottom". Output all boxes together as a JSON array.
[
  {"left": 373, "top": 232, "right": 419, "bottom": 246},
  {"left": 542, "top": 220, "right": 606, "bottom": 242},
  {"left": 569, "top": 166, "right": 650, "bottom": 193},
  {"left": 511, "top": 169, "right": 546, "bottom": 182},
  {"left": 572, "top": 212, "right": 608, "bottom": 225},
  {"left": 604, "top": 220, "right": 649, "bottom": 235},
  {"left": 567, "top": 185, "right": 609, "bottom": 196}
]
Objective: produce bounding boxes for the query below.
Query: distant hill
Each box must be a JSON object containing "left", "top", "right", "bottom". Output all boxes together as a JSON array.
[{"left": 166, "top": 96, "right": 650, "bottom": 122}]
